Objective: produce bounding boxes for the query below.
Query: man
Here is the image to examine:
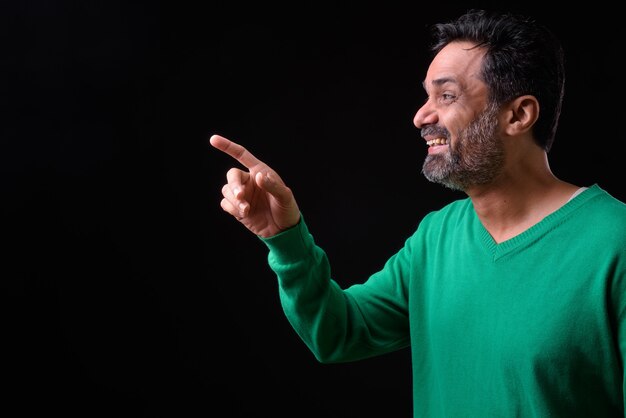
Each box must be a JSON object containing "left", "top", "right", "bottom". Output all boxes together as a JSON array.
[{"left": 210, "top": 9, "right": 626, "bottom": 417}]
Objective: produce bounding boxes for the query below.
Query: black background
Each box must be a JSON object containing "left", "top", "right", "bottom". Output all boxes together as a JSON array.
[{"left": 3, "top": 2, "right": 625, "bottom": 417}]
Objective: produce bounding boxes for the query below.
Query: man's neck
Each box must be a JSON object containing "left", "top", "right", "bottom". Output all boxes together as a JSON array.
[{"left": 467, "top": 177, "right": 579, "bottom": 244}]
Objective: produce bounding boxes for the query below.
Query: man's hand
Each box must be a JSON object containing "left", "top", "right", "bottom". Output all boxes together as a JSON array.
[{"left": 210, "top": 134, "right": 301, "bottom": 238}]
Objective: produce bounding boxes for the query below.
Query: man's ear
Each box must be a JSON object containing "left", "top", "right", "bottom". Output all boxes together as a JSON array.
[{"left": 502, "top": 95, "right": 539, "bottom": 136}]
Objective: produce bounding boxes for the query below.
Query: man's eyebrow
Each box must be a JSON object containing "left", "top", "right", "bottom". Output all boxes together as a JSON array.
[{"left": 422, "top": 77, "right": 458, "bottom": 90}]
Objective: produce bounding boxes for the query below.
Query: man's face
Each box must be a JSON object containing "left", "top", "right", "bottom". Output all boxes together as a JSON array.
[{"left": 413, "top": 41, "right": 505, "bottom": 191}]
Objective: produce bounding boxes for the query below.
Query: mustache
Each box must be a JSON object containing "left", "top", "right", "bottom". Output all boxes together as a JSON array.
[{"left": 420, "top": 125, "right": 450, "bottom": 139}]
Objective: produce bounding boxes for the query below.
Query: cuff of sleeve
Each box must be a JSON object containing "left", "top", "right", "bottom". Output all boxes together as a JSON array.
[{"left": 258, "top": 215, "right": 314, "bottom": 264}]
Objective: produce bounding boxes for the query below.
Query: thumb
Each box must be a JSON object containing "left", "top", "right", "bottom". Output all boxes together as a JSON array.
[{"left": 255, "top": 171, "right": 291, "bottom": 203}]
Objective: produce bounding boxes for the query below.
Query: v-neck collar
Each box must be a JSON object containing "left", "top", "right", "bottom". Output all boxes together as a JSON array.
[{"left": 473, "top": 184, "right": 603, "bottom": 260}]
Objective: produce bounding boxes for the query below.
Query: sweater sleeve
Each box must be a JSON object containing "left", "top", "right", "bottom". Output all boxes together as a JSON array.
[{"left": 260, "top": 216, "right": 411, "bottom": 363}]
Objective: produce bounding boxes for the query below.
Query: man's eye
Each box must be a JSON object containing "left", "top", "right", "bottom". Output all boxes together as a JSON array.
[{"left": 442, "top": 93, "right": 456, "bottom": 101}]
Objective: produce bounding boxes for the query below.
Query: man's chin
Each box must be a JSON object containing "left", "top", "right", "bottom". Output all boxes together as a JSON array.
[{"left": 422, "top": 158, "right": 449, "bottom": 183}]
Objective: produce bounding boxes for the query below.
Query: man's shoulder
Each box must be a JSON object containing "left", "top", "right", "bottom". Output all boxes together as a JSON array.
[
  {"left": 573, "top": 185, "right": 626, "bottom": 243},
  {"left": 583, "top": 184, "right": 626, "bottom": 217},
  {"left": 425, "top": 196, "right": 473, "bottom": 219},
  {"left": 417, "top": 197, "right": 474, "bottom": 233}
]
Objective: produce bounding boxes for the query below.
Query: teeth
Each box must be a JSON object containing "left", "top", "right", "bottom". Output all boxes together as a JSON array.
[{"left": 426, "top": 137, "right": 449, "bottom": 146}]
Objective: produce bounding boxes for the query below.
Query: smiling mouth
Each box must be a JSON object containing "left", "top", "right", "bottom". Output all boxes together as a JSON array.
[{"left": 426, "top": 137, "right": 449, "bottom": 146}]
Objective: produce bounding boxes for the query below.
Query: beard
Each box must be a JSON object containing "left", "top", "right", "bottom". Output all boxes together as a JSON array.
[{"left": 421, "top": 102, "right": 505, "bottom": 191}]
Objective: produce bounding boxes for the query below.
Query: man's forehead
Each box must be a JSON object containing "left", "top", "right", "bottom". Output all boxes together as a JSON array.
[{"left": 422, "top": 42, "right": 486, "bottom": 91}]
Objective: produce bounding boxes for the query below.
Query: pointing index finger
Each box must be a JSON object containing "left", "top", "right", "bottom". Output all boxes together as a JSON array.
[{"left": 209, "top": 134, "right": 263, "bottom": 170}]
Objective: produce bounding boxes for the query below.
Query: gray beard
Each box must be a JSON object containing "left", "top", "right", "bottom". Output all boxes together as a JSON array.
[{"left": 422, "top": 103, "right": 505, "bottom": 191}]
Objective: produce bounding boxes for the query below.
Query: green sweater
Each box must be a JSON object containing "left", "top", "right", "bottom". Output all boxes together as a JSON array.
[{"left": 261, "top": 184, "right": 626, "bottom": 417}]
